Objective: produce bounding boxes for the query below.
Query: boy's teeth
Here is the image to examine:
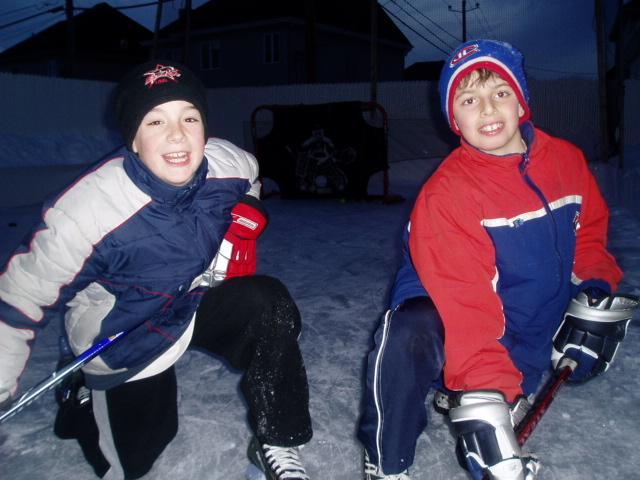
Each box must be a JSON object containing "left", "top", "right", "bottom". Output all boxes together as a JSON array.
[
  {"left": 480, "top": 123, "right": 502, "bottom": 133},
  {"left": 165, "top": 152, "right": 188, "bottom": 162}
]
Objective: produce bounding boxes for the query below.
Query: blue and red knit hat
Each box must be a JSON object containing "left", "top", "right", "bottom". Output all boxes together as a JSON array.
[{"left": 439, "top": 39, "right": 531, "bottom": 135}]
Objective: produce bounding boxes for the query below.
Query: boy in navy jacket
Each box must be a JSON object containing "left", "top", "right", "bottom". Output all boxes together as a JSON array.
[{"left": 0, "top": 61, "right": 312, "bottom": 480}]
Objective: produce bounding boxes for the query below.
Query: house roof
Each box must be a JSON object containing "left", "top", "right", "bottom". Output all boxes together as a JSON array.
[
  {"left": 161, "top": 0, "right": 412, "bottom": 48},
  {"left": 404, "top": 60, "right": 444, "bottom": 81},
  {"left": 0, "top": 3, "right": 151, "bottom": 60}
]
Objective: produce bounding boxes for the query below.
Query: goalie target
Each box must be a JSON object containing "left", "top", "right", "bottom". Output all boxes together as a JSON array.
[{"left": 251, "top": 101, "right": 389, "bottom": 199}]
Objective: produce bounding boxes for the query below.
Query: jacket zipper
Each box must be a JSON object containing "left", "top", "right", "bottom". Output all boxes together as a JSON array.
[{"left": 519, "top": 153, "right": 564, "bottom": 296}]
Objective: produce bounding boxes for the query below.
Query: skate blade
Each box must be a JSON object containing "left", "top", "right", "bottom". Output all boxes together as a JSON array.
[{"left": 246, "top": 462, "right": 267, "bottom": 480}]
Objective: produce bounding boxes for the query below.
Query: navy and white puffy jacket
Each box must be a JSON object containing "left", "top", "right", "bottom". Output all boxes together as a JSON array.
[{"left": 0, "top": 138, "right": 259, "bottom": 392}]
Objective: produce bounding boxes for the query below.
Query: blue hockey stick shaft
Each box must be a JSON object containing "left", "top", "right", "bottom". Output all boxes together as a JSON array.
[{"left": 0, "top": 331, "right": 126, "bottom": 424}]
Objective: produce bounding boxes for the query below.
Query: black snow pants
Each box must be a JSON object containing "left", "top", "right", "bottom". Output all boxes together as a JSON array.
[{"left": 54, "top": 275, "right": 313, "bottom": 479}]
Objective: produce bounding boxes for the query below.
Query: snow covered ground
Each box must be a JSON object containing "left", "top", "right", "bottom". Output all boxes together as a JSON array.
[{"left": 0, "top": 136, "right": 639, "bottom": 480}]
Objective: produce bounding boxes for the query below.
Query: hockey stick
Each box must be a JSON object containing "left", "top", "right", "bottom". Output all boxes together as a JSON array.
[
  {"left": 0, "top": 331, "right": 127, "bottom": 425},
  {"left": 478, "top": 361, "right": 576, "bottom": 479},
  {"left": 516, "top": 358, "right": 577, "bottom": 446}
]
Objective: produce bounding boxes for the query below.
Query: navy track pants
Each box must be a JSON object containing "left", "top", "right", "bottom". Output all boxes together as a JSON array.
[{"left": 358, "top": 296, "right": 445, "bottom": 474}]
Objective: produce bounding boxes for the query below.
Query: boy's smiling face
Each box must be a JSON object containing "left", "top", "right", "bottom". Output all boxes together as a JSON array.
[
  {"left": 452, "top": 71, "right": 526, "bottom": 156},
  {"left": 132, "top": 100, "right": 206, "bottom": 187}
]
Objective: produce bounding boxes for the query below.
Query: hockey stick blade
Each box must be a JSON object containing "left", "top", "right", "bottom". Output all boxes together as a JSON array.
[{"left": 0, "top": 331, "right": 126, "bottom": 425}]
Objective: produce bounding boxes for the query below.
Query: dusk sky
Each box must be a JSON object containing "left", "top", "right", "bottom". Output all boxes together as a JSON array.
[{"left": 0, "top": 1, "right": 626, "bottom": 79}]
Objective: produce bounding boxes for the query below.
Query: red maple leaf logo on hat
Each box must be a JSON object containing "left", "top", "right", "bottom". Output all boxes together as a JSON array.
[{"left": 143, "top": 64, "right": 182, "bottom": 88}]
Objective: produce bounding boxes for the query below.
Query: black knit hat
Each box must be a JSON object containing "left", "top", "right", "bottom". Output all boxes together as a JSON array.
[{"left": 115, "top": 60, "right": 208, "bottom": 149}]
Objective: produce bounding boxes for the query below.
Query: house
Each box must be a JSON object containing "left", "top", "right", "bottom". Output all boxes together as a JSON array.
[
  {"left": 156, "top": 0, "right": 413, "bottom": 87},
  {"left": 403, "top": 60, "right": 445, "bottom": 81},
  {"left": 606, "top": 0, "right": 640, "bottom": 155},
  {"left": 0, "top": 3, "right": 152, "bottom": 80},
  {"left": 609, "top": 0, "right": 640, "bottom": 80}
]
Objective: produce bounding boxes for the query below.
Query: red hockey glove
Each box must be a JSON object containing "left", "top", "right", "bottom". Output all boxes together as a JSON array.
[{"left": 222, "top": 195, "right": 268, "bottom": 279}]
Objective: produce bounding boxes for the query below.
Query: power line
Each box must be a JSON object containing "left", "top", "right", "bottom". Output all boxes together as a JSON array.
[
  {"left": 0, "top": 0, "right": 172, "bottom": 40},
  {"left": 0, "top": 11, "right": 64, "bottom": 47},
  {"left": 401, "top": 0, "right": 460, "bottom": 43},
  {"left": 75, "top": 0, "right": 173, "bottom": 11},
  {"left": 0, "top": 5, "right": 63, "bottom": 30},
  {"left": 527, "top": 65, "right": 597, "bottom": 77},
  {"left": 448, "top": 1, "right": 479, "bottom": 42},
  {"left": 389, "top": 0, "right": 456, "bottom": 50},
  {"left": 381, "top": 4, "right": 450, "bottom": 55},
  {"left": 0, "top": 2, "right": 44, "bottom": 18},
  {"left": 387, "top": 0, "right": 455, "bottom": 52},
  {"left": 474, "top": 5, "right": 494, "bottom": 39}
]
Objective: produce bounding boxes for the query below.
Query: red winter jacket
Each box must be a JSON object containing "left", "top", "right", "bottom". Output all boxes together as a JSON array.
[{"left": 408, "top": 124, "right": 622, "bottom": 401}]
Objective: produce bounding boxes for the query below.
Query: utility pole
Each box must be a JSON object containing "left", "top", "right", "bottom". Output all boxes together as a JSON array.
[
  {"left": 183, "top": 0, "right": 192, "bottom": 65},
  {"left": 449, "top": 1, "right": 479, "bottom": 42},
  {"left": 65, "top": 0, "right": 75, "bottom": 77},
  {"left": 370, "top": 0, "right": 378, "bottom": 104},
  {"left": 305, "top": 0, "right": 317, "bottom": 83},
  {"left": 151, "top": 0, "right": 164, "bottom": 60},
  {"left": 614, "top": 0, "right": 625, "bottom": 168},
  {"left": 595, "top": 0, "right": 610, "bottom": 162}
]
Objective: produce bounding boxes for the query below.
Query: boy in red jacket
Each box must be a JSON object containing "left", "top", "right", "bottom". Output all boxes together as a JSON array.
[{"left": 358, "top": 39, "right": 636, "bottom": 480}]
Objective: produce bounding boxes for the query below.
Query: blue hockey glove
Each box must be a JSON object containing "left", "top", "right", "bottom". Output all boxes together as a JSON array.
[
  {"left": 552, "top": 289, "right": 638, "bottom": 382},
  {"left": 450, "top": 391, "right": 539, "bottom": 480}
]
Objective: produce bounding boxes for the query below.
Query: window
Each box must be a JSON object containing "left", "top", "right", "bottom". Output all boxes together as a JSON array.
[
  {"left": 264, "top": 32, "right": 280, "bottom": 64},
  {"left": 201, "top": 40, "right": 221, "bottom": 70}
]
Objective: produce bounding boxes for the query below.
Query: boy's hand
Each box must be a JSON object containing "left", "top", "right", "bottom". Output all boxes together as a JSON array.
[
  {"left": 510, "top": 395, "right": 531, "bottom": 429},
  {"left": 552, "top": 290, "right": 638, "bottom": 382},
  {"left": 450, "top": 391, "right": 539, "bottom": 479},
  {"left": 223, "top": 195, "right": 268, "bottom": 279},
  {"left": 0, "top": 386, "right": 15, "bottom": 411}
]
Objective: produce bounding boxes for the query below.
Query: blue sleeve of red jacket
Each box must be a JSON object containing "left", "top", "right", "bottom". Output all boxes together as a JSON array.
[
  {"left": 570, "top": 151, "right": 623, "bottom": 296},
  {"left": 389, "top": 222, "right": 429, "bottom": 309}
]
